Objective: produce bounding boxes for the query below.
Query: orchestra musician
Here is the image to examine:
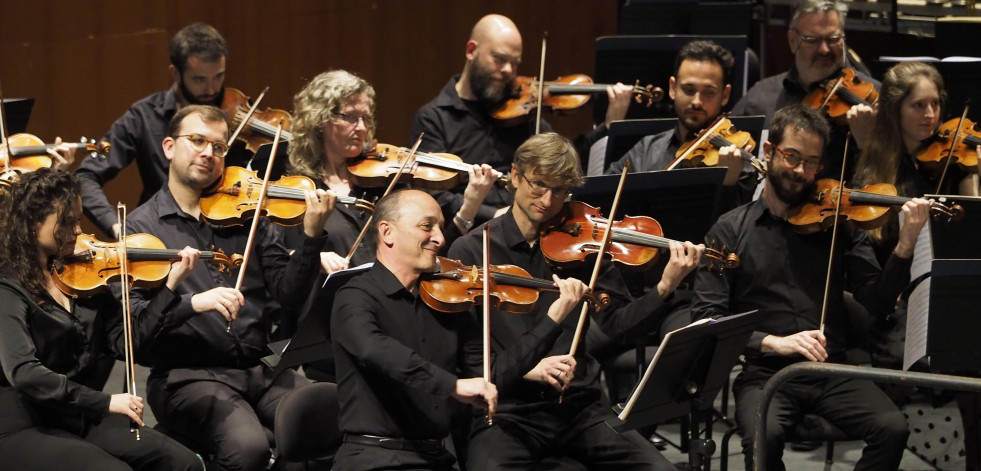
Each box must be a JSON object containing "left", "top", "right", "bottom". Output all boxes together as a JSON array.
[
  {"left": 691, "top": 104, "right": 931, "bottom": 470},
  {"left": 409, "top": 14, "right": 634, "bottom": 226},
  {"left": 281, "top": 69, "right": 498, "bottom": 275},
  {"left": 0, "top": 169, "right": 201, "bottom": 471},
  {"left": 448, "top": 132, "right": 701, "bottom": 470},
  {"left": 121, "top": 105, "right": 333, "bottom": 471},
  {"left": 330, "top": 188, "right": 589, "bottom": 471},
  {"left": 732, "top": 0, "right": 878, "bottom": 180},
  {"left": 602, "top": 40, "right": 758, "bottom": 210},
  {"left": 852, "top": 61, "right": 981, "bottom": 471},
  {"left": 76, "top": 23, "right": 235, "bottom": 239}
]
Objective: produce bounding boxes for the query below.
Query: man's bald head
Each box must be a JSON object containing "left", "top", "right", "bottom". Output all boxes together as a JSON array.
[{"left": 470, "top": 14, "right": 520, "bottom": 44}]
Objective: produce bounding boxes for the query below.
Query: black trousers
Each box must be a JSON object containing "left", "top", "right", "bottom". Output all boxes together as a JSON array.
[
  {"left": 147, "top": 364, "right": 310, "bottom": 471},
  {"left": 0, "top": 414, "right": 201, "bottom": 471},
  {"left": 465, "top": 401, "right": 674, "bottom": 471},
  {"left": 332, "top": 442, "right": 457, "bottom": 471},
  {"left": 733, "top": 363, "right": 909, "bottom": 471}
]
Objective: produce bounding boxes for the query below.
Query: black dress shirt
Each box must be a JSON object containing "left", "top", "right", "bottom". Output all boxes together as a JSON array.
[
  {"left": 331, "top": 262, "right": 478, "bottom": 439},
  {"left": 0, "top": 266, "right": 179, "bottom": 435},
  {"left": 447, "top": 209, "right": 673, "bottom": 410},
  {"left": 690, "top": 197, "right": 912, "bottom": 366},
  {"left": 409, "top": 75, "right": 607, "bottom": 222},
  {"left": 124, "top": 186, "right": 327, "bottom": 372}
]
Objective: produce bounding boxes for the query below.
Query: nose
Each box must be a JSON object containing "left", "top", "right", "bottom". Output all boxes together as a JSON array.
[
  {"left": 925, "top": 105, "right": 936, "bottom": 119},
  {"left": 817, "top": 40, "right": 831, "bottom": 54},
  {"left": 73, "top": 222, "right": 83, "bottom": 236},
  {"left": 500, "top": 61, "right": 514, "bottom": 77},
  {"left": 432, "top": 226, "right": 445, "bottom": 248},
  {"left": 354, "top": 117, "right": 368, "bottom": 132}
]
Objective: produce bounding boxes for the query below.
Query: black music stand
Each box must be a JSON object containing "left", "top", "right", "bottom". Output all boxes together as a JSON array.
[
  {"left": 606, "top": 310, "right": 761, "bottom": 471},
  {"left": 603, "top": 118, "right": 677, "bottom": 172},
  {"left": 2, "top": 98, "right": 34, "bottom": 134},
  {"left": 266, "top": 263, "right": 373, "bottom": 375}
]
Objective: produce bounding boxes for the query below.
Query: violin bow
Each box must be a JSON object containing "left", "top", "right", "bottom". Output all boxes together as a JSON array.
[
  {"left": 116, "top": 203, "right": 141, "bottom": 440},
  {"left": 818, "top": 136, "right": 849, "bottom": 334},
  {"left": 666, "top": 115, "right": 728, "bottom": 171},
  {"left": 534, "top": 33, "right": 547, "bottom": 135},
  {"left": 935, "top": 103, "right": 970, "bottom": 194},
  {"left": 561, "top": 161, "right": 630, "bottom": 402},
  {"left": 229, "top": 119, "right": 285, "bottom": 332},
  {"left": 0, "top": 77, "right": 11, "bottom": 172},
  {"left": 345, "top": 134, "right": 424, "bottom": 261},
  {"left": 481, "top": 223, "right": 493, "bottom": 425},
  {"left": 226, "top": 86, "right": 269, "bottom": 147}
]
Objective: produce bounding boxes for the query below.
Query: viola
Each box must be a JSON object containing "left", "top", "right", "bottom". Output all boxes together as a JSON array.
[
  {"left": 539, "top": 201, "right": 739, "bottom": 273},
  {"left": 347, "top": 143, "right": 508, "bottom": 191},
  {"left": 490, "top": 74, "right": 664, "bottom": 126},
  {"left": 917, "top": 117, "right": 981, "bottom": 174},
  {"left": 787, "top": 179, "right": 964, "bottom": 234},
  {"left": 419, "top": 257, "right": 609, "bottom": 314},
  {"left": 53, "top": 233, "right": 242, "bottom": 298},
  {"left": 1, "top": 133, "right": 109, "bottom": 172},
  {"left": 802, "top": 68, "right": 879, "bottom": 125},
  {"left": 220, "top": 87, "right": 293, "bottom": 153},
  {"left": 200, "top": 166, "right": 375, "bottom": 227},
  {"left": 668, "top": 114, "right": 767, "bottom": 175}
]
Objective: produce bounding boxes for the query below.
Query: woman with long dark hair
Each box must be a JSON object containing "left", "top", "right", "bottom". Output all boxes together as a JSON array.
[{"left": 0, "top": 169, "right": 202, "bottom": 470}]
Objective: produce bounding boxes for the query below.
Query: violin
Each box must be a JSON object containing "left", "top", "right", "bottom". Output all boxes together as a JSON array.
[
  {"left": 220, "top": 87, "right": 293, "bottom": 153},
  {"left": 53, "top": 233, "right": 241, "bottom": 298},
  {"left": 917, "top": 117, "right": 981, "bottom": 174},
  {"left": 1, "top": 133, "right": 109, "bottom": 172},
  {"left": 419, "top": 257, "right": 609, "bottom": 314},
  {"left": 802, "top": 68, "right": 878, "bottom": 125},
  {"left": 200, "top": 166, "right": 375, "bottom": 227},
  {"left": 539, "top": 201, "right": 739, "bottom": 273},
  {"left": 490, "top": 74, "right": 664, "bottom": 126},
  {"left": 347, "top": 143, "right": 508, "bottom": 191},
  {"left": 787, "top": 179, "right": 964, "bottom": 234},
  {"left": 669, "top": 114, "right": 767, "bottom": 175}
]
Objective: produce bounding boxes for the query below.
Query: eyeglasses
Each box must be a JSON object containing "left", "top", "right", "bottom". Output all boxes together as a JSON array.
[
  {"left": 332, "top": 111, "right": 376, "bottom": 127},
  {"left": 176, "top": 134, "right": 229, "bottom": 157},
  {"left": 792, "top": 28, "right": 844, "bottom": 47},
  {"left": 520, "top": 172, "right": 571, "bottom": 199},
  {"left": 772, "top": 144, "right": 822, "bottom": 175}
]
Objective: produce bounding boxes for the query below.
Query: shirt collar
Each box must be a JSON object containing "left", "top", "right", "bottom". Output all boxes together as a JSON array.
[
  {"left": 434, "top": 74, "right": 469, "bottom": 112},
  {"left": 500, "top": 208, "right": 537, "bottom": 251},
  {"left": 370, "top": 259, "right": 416, "bottom": 298},
  {"left": 153, "top": 184, "right": 198, "bottom": 221}
]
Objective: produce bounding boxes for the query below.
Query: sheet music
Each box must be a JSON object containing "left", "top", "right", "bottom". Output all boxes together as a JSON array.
[
  {"left": 321, "top": 262, "right": 373, "bottom": 288},
  {"left": 904, "top": 277, "right": 931, "bottom": 371},
  {"left": 618, "top": 318, "right": 712, "bottom": 420},
  {"left": 908, "top": 211, "right": 933, "bottom": 280}
]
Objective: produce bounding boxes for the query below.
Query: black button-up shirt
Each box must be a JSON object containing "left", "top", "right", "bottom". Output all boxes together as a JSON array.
[
  {"left": 447, "top": 209, "right": 673, "bottom": 410},
  {"left": 0, "top": 266, "right": 179, "bottom": 435},
  {"left": 690, "top": 197, "right": 912, "bottom": 365},
  {"left": 409, "top": 75, "right": 606, "bottom": 222},
  {"left": 124, "top": 186, "right": 327, "bottom": 372},
  {"left": 331, "top": 262, "right": 478, "bottom": 439}
]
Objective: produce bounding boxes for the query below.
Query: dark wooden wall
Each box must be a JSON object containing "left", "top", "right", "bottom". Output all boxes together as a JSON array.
[{"left": 0, "top": 0, "right": 617, "bottom": 234}]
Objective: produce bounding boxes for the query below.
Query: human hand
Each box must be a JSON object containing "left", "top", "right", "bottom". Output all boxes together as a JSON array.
[
  {"left": 165, "top": 246, "right": 200, "bottom": 291},
  {"left": 761, "top": 330, "right": 828, "bottom": 361},
  {"left": 523, "top": 354, "right": 577, "bottom": 391},
  {"left": 319, "top": 251, "right": 350, "bottom": 274},
  {"left": 657, "top": 241, "right": 703, "bottom": 298},
  {"left": 546, "top": 274, "right": 589, "bottom": 324},
  {"left": 303, "top": 189, "right": 336, "bottom": 238},
  {"left": 108, "top": 393, "right": 145, "bottom": 427},
  {"left": 190, "top": 287, "right": 244, "bottom": 321}
]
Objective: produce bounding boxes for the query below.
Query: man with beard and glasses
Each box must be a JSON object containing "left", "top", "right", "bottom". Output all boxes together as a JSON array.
[
  {"left": 77, "top": 23, "right": 242, "bottom": 239},
  {"left": 409, "top": 14, "right": 635, "bottom": 227},
  {"left": 603, "top": 40, "right": 758, "bottom": 211},
  {"left": 732, "top": 0, "right": 878, "bottom": 182},
  {"left": 691, "top": 104, "right": 930, "bottom": 471}
]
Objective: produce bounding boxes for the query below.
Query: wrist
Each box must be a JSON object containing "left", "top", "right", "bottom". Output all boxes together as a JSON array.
[{"left": 454, "top": 212, "right": 474, "bottom": 230}]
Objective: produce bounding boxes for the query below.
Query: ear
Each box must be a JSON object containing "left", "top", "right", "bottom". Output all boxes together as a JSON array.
[
  {"left": 168, "top": 64, "right": 180, "bottom": 85},
  {"left": 508, "top": 165, "right": 519, "bottom": 193},
  {"left": 378, "top": 220, "right": 396, "bottom": 247},
  {"left": 465, "top": 40, "right": 479, "bottom": 61},
  {"left": 787, "top": 29, "right": 799, "bottom": 55},
  {"left": 761, "top": 141, "right": 773, "bottom": 163},
  {"left": 668, "top": 76, "right": 677, "bottom": 101},
  {"left": 162, "top": 136, "right": 177, "bottom": 162},
  {"left": 721, "top": 84, "right": 732, "bottom": 107}
]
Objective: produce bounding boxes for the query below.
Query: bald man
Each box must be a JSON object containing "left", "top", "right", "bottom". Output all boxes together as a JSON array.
[
  {"left": 331, "top": 189, "right": 589, "bottom": 471},
  {"left": 409, "top": 14, "right": 634, "bottom": 227}
]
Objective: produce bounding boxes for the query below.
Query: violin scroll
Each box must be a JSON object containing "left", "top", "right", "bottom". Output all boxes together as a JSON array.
[
  {"left": 930, "top": 198, "right": 965, "bottom": 223},
  {"left": 704, "top": 242, "right": 740, "bottom": 274}
]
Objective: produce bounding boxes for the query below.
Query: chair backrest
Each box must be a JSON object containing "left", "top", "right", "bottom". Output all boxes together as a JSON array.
[{"left": 274, "top": 382, "right": 343, "bottom": 461}]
